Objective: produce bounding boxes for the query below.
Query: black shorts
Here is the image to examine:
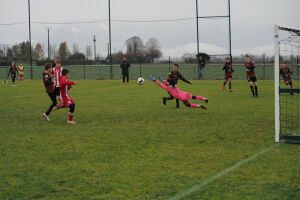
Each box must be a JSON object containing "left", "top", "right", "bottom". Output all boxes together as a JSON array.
[
  {"left": 54, "top": 87, "right": 60, "bottom": 96},
  {"left": 284, "top": 80, "right": 292, "bottom": 85},
  {"left": 225, "top": 75, "right": 232, "bottom": 80},
  {"left": 247, "top": 76, "right": 257, "bottom": 82}
]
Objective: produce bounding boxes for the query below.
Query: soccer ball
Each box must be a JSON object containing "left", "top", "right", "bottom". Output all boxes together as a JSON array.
[{"left": 137, "top": 77, "right": 145, "bottom": 85}]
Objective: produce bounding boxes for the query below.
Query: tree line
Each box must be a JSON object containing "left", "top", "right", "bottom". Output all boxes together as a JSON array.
[{"left": 0, "top": 36, "right": 162, "bottom": 65}]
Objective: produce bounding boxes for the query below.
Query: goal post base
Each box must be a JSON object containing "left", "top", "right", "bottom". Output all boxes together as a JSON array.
[{"left": 280, "top": 134, "right": 300, "bottom": 144}]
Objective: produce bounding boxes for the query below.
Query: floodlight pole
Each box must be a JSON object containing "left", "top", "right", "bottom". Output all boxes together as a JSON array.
[
  {"left": 195, "top": 0, "right": 200, "bottom": 79},
  {"left": 228, "top": 0, "right": 232, "bottom": 62},
  {"left": 108, "top": 0, "right": 113, "bottom": 79},
  {"left": 47, "top": 27, "right": 51, "bottom": 59},
  {"left": 93, "top": 35, "right": 97, "bottom": 61},
  {"left": 28, "top": 0, "right": 33, "bottom": 79}
]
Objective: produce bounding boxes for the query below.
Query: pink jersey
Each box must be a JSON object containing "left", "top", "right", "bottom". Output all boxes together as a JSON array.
[
  {"left": 155, "top": 80, "right": 191, "bottom": 101},
  {"left": 52, "top": 65, "right": 63, "bottom": 87},
  {"left": 59, "top": 76, "right": 75, "bottom": 107}
]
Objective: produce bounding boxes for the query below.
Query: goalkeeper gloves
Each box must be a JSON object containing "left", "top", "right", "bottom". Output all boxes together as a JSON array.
[
  {"left": 158, "top": 75, "right": 164, "bottom": 82},
  {"left": 149, "top": 75, "right": 156, "bottom": 82}
]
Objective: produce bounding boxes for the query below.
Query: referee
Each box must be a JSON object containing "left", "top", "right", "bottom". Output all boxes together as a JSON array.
[{"left": 120, "top": 57, "right": 130, "bottom": 83}]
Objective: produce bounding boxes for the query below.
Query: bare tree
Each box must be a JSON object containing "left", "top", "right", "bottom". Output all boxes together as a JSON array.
[
  {"left": 145, "top": 37, "right": 162, "bottom": 63},
  {"left": 125, "top": 36, "right": 144, "bottom": 62}
]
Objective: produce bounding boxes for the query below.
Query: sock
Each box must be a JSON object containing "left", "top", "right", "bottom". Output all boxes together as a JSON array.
[
  {"left": 190, "top": 104, "right": 201, "bottom": 108},
  {"left": 176, "top": 99, "right": 179, "bottom": 106},
  {"left": 68, "top": 113, "right": 74, "bottom": 121},
  {"left": 166, "top": 97, "right": 173, "bottom": 100},
  {"left": 254, "top": 86, "right": 258, "bottom": 96},
  {"left": 193, "top": 96, "right": 206, "bottom": 101},
  {"left": 250, "top": 86, "right": 255, "bottom": 95},
  {"left": 229, "top": 82, "right": 232, "bottom": 89},
  {"left": 223, "top": 82, "right": 226, "bottom": 86},
  {"left": 46, "top": 108, "right": 52, "bottom": 116}
]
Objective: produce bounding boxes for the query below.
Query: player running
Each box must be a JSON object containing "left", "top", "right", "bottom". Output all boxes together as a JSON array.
[
  {"left": 51, "top": 59, "right": 63, "bottom": 97},
  {"left": 52, "top": 69, "right": 77, "bottom": 124},
  {"left": 163, "top": 64, "right": 192, "bottom": 108},
  {"left": 17, "top": 63, "right": 25, "bottom": 82},
  {"left": 222, "top": 58, "right": 234, "bottom": 92},
  {"left": 245, "top": 55, "right": 258, "bottom": 97},
  {"left": 150, "top": 75, "right": 207, "bottom": 110},
  {"left": 42, "top": 63, "right": 57, "bottom": 121},
  {"left": 280, "top": 61, "right": 294, "bottom": 95},
  {"left": 7, "top": 61, "right": 18, "bottom": 86}
]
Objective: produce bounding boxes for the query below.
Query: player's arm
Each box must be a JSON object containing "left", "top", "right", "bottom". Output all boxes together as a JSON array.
[
  {"left": 179, "top": 73, "right": 192, "bottom": 84},
  {"left": 150, "top": 75, "right": 168, "bottom": 89},
  {"left": 223, "top": 65, "right": 226, "bottom": 71},
  {"left": 288, "top": 68, "right": 293, "bottom": 75},
  {"left": 158, "top": 75, "right": 169, "bottom": 86},
  {"left": 7, "top": 68, "right": 11, "bottom": 77}
]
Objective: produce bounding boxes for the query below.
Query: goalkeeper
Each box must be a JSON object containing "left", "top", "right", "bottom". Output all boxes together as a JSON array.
[
  {"left": 163, "top": 63, "right": 192, "bottom": 108},
  {"left": 150, "top": 75, "right": 208, "bottom": 110}
]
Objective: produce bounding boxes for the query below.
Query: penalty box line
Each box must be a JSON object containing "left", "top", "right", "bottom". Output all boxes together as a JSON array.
[{"left": 169, "top": 143, "right": 279, "bottom": 200}]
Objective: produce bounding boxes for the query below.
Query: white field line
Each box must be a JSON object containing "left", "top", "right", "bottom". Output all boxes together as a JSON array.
[{"left": 169, "top": 143, "right": 279, "bottom": 200}]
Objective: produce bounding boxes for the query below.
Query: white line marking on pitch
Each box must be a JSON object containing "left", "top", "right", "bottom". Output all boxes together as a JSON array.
[{"left": 169, "top": 143, "right": 279, "bottom": 200}]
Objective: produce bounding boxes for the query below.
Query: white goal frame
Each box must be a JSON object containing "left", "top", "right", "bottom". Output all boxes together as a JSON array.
[
  {"left": 274, "top": 25, "right": 280, "bottom": 142},
  {"left": 274, "top": 25, "right": 300, "bottom": 143}
]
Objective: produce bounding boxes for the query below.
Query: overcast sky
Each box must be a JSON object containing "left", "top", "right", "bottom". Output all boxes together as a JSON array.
[{"left": 0, "top": 0, "right": 299, "bottom": 58}]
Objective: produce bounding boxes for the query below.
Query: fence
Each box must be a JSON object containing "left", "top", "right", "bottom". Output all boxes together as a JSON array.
[{"left": 0, "top": 63, "right": 278, "bottom": 81}]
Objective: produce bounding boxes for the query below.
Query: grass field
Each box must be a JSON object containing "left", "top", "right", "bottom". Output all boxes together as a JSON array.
[{"left": 0, "top": 80, "right": 299, "bottom": 199}]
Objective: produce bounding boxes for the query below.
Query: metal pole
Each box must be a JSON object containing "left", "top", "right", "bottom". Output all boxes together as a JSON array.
[
  {"left": 93, "top": 35, "right": 96, "bottom": 61},
  {"left": 139, "top": 56, "right": 142, "bottom": 78},
  {"left": 108, "top": 0, "right": 113, "bottom": 79},
  {"left": 47, "top": 28, "right": 50, "bottom": 59},
  {"left": 195, "top": 0, "right": 200, "bottom": 79},
  {"left": 274, "top": 25, "right": 280, "bottom": 142},
  {"left": 228, "top": 0, "right": 232, "bottom": 62},
  {"left": 28, "top": 0, "right": 33, "bottom": 79},
  {"left": 168, "top": 56, "right": 171, "bottom": 71}
]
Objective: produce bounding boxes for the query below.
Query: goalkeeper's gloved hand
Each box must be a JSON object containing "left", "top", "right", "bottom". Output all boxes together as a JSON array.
[
  {"left": 149, "top": 75, "right": 156, "bottom": 82},
  {"left": 158, "top": 75, "right": 164, "bottom": 82}
]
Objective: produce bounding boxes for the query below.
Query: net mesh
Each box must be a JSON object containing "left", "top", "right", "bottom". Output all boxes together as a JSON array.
[{"left": 278, "top": 27, "right": 300, "bottom": 136}]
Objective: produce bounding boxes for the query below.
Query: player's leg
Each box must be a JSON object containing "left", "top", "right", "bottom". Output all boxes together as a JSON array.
[
  {"left": 21, "top": 74, "right": 24, "bottom": 82},
  {"left": 248, "top": 79, "right": 255, "bottom": 97},
  {"left": 122, "top": 74, "right": 125, "bottom": 83},
  {"left": 223, "top": 77, "right": 228, "bottom": 90},
  {"left": 11, "top": 73, "right": 16, "bottom": 86},
  {"left": 68, "top": 103, "right": 76, "bottom": 124},
  {"left": 288, "top": 81, "right": 293, "bottom": 95},
  {"left": 190, "top": 94, "right": 208, "bottom": 103},
  {"left": 18, "top": 74, "right": 21, "bottom": 82},
  {"left": 126, "top": 73, "right": 129, "bottom": 83},
  {"left": 175, "top": 99, "right": 180, "bottom": 108},
  {"left": 253, "top": 79, "right": 258, "bottom": 97},
  {"left": 43, "top": 92, "right": 57, "bottom": 121},
  {"left": 228, "top": 77, "right": 232, "bottom": 92},
  {"left": 183, "top": 100, "right": 207, "bottom": 110}
]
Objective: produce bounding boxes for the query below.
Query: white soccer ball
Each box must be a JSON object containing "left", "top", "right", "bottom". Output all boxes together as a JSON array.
[{"left": 137, "top": 77, "right": 145, "bottom": 85}]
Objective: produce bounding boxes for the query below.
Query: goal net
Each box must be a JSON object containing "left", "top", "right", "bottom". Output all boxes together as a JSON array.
[{"left": 274, "top": 25, "right": 300, "bottom": 143}]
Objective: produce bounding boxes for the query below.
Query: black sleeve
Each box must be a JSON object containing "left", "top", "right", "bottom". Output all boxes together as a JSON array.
[
  {"left": 179, "top": 73, "right": 190, "bottom": 84},
  {"left": 223, "top": 65, "right": 226, "bottom": 71},
  {"left": 7, "top": 68, "right": 11, "bottom": 76},
  {"left": 288, "top": 68, "right": 293, "bottom": 75}
]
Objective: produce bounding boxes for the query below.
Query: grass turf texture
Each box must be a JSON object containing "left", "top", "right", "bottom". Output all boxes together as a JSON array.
[{"left": 0, "top": 80, "right": 299, "bottom": 199}]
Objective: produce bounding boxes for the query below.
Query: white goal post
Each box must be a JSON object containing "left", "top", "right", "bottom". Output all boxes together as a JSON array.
[
  {"left": 274, "top": 25, "right": 300, "bottom": 143},
  {"left": 274, "top": 25, "right": 280, "bottom": 142}
]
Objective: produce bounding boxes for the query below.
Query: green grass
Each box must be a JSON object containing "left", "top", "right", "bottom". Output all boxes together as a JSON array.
[{"left": 0, "top": 80, "right": 299, "bottom": 200}]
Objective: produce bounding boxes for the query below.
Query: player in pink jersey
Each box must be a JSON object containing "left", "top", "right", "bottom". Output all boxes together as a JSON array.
[
  {"left": 150, "top": 75, "right": 208, "bottom": 110},
  {"left": 52, "top": 69, "right": 77, "bottom": 124}
]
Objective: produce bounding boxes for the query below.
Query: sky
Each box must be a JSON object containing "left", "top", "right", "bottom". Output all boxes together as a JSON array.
[{"left": 0, "top": 0, "right": 299, "bottom": 59}]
